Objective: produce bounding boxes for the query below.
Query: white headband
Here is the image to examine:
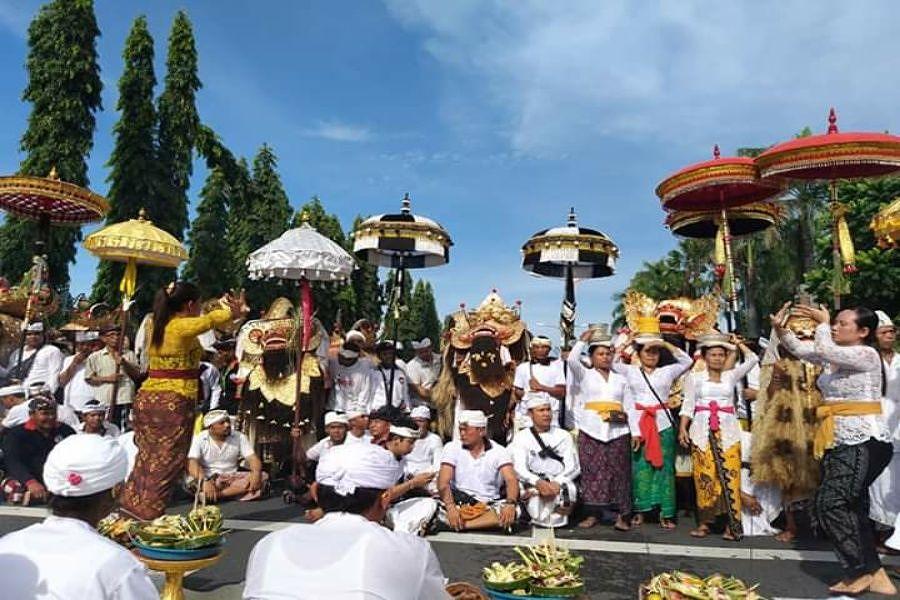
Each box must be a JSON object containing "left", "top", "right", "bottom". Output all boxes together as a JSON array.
[{"left": 316, "top": 444, "right": 402, "bottom": 496}]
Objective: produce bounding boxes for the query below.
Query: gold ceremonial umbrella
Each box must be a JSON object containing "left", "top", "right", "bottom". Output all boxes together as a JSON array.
[
  {"left": 83, "top": 209, "right": 187, "bottom": 423},
  {"left": 83, "top": 208, "right": 187, "bottom": 301}
]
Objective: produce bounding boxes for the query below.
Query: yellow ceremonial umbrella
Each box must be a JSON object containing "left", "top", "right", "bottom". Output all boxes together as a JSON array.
[
  {"left": 83, "top": 208, "right": 187, "bottom": 301},
  {"left": 83, "top": 209, "right": 187, "bottom": 422}
]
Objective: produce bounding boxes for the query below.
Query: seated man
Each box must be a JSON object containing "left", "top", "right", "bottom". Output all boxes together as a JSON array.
[
  {"left": 306, "top": 411, "right": 349, "bottom": 462},
  {"left": 368, "top": 405, "right": 403, "bottom": 448},
  {"left": 0, "top": 434, "right": 157, "bottom": 599},
  {"left": 509, "top": 396, "right": 580, "bottom": 527},
  {"left": 76, "top": 399, "right": 121, "bottom": 438},
  {"left": 243, "top": 443, "right": 449, "bottom": 599},
  {"left": 404, "top": 405, "right": 444, "bottom": 490},
  {"left": 1, "top": 394, "right": 76, "bottom": 505},
  {"left": 0, "top": 384, "right": 27, "bottom": 431},
  {"left": 438, "top": 410, "right": 519, "bottom": 532},
  {"left": 345, "top": 405, "right": 371, "bottom": 444},
  {"left": 187, "top": 409, "right": 267, "bottom": 503},
  {"left": 4, "top": 382, "right": 80, "bottom": 430},
  {"left": 386, "top": 416, "right": 440, "bottom": 535}
]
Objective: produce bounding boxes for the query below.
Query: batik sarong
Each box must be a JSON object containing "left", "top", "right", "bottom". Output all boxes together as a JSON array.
[
  {"left": 579, "top": 432, "right": 631, "bottom": 514},
  {"left": 691, "top": 436, "right": 742, "bottom": 523},
  {"left": 120, "top": 390, "right": 195, "bottom": 520},
  {"left": 632, "top": 427, "right": 676, "bottom": 518}
]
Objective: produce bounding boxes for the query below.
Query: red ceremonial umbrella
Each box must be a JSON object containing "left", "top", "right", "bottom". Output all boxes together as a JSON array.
[
  {"left": 756, "top": 108, "right": 900, "bottom": 307},
  {"left": 656, "top": 146, "right": 782, "bottom": 329}
]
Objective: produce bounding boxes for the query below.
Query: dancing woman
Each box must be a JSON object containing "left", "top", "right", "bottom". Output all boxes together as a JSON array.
[
  {"left": 679, "top": 333, "right": 758, "bottom": 540},
  {"left": 121, "top": 282, "right": 247, "bottom": 520},
  {"left": 773, "top": 303, "right": 895, "bottom": 596},
  {"left": 613, "top": 331, "right": 693, "bottom": 529}
]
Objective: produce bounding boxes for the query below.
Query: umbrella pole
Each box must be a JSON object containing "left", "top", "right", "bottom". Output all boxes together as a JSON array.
[
  {"left": 386, "top": 265, "right": 405, "bottom": 406},
  {"left": 292, "top": 277, "right": 313, "bottom": 482},
  {"left": 830, "top": 181, "right": 843, "bottom": 310},
  {"left": 558, "top": 265, "right": 575, "bottom": 428},
  {"left": 719, "top": 198, "right": 739, "bottom": 332}
]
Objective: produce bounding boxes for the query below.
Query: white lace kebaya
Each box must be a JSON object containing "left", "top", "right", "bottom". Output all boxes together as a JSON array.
[{"left": 781, "top": 323, "right": 889, "bottom": 447}]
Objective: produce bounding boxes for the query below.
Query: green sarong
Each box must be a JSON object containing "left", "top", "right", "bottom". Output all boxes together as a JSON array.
[{"left": 631, "top": 427, "right": 676, "bottom": 518}]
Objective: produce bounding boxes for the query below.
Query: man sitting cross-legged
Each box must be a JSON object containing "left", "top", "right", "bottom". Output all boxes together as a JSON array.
[
  {"left": 187, "top": 409, "right": 267, "bottom": 503},
  {"left": 510, "top": 396, "right": 580, "bottom": 527},
  {"left": 438, "top": 410, "right": 519, "bottom": 532}
]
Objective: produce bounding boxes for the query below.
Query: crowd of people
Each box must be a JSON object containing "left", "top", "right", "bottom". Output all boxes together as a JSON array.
[{"left": 1, "top": 281, "right": 899, "bottom": 597}]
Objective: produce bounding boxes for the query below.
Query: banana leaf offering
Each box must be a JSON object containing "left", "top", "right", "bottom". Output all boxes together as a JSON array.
[
  {"left": 641, "top": 571, "right": 765, "bottom": 600},
  {"left": 129, "top": 506, "right": 225, "bottom": 550},
  {"left": 482, "top": 540, "right": 585, "bottom": 597}
]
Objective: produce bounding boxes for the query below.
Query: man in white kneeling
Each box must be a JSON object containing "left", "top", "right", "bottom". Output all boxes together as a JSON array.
[{"left": 510, "top": 396, "right": 580, "bottom": 527}]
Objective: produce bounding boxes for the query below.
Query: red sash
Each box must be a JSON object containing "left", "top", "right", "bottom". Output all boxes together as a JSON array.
[
  {"left": 635, "top": 403, "right": 664, "bottom": 468},
  {"left": 696, "top": 401, "right": 734, "bottom": 432}
]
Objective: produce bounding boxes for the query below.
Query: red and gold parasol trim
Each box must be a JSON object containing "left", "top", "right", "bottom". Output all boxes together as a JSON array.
[
  {"left": 666, "top": 201, "right": 782, "bottom": 239},
  {"left": 757, "top": 141, "right": 900, "bottom": 180},
  {"left": 0, "top": 172, "right": 108, "bottom": 224}
]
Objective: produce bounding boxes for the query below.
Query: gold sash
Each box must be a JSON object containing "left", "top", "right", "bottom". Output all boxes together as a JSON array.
[
  {"left": 814, "top": 401, "right": 882, "bottom": 458},
  {"left": 584, "top": 401, "right": 623, "bottom": 420}
]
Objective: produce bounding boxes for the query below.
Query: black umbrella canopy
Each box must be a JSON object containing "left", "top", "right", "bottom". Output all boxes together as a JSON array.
[
  {"left": 521, "top": 207, "right": 619, "bottom": 279},
  {"left": 352, "top": 193, "right": 452, "bottom": 269}
]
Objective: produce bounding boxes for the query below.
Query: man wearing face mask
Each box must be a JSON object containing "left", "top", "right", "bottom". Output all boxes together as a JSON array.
[
  {"left": 328, "top": 340, "right": 371, "bottom": 413},
  {"left": 513, "top": 336, "right": 566, "bottom": 430}
]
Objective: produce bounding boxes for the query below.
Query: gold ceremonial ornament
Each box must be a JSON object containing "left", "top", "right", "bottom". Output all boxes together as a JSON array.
[
  {"left": 871, "top": 197, "right": 900, "bottom": 248},
  {"left": 448, "top": 290, "right": 526, "bottom": 350}
]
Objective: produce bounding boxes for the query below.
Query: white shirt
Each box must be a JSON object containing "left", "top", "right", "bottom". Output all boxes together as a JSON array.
[
  {"left": 513, "top": 360, "right": 566, "bottom": 426},
  {"left": 363, "top": 365, "right": 410, "bottom": 412},
  {"left": 405, "top": 355, "right": 441, "bottom": 407},
  {"left": 188, "top": 430, "right": 256, "bottom": 477},
  {"left": 75, "top": 420, "right": 122, "bottom": 439},
  {"left": 305, "top": 437, "right": 345, "bottom": 462},
  {"left": 567, "top": 341, "right": 632, "bottom": 441},
  {"left": 200, "top": 362, "right": 222, "bottom": 410},
  {"left": 345, "top": 431, "right": 372, "bottom": 445},
  {"left": 3, "top": 343, "right": 64, "bottom": 394},
  {"left": 510, "top": 426, "right": 580, "bottom": 487},
  {"left": 882, "top": 352, "right": 900, "bottom": 450},
  {"left": 329, "top": 358, "right": 372, "bottom": 412},
  {"left": 61, "top": 355, "right": 94, "bottom": 411},
  {"left": 1, "top": 402, "right": 80, "bottom": 430},
  {"left": 683, "top": 355, "right": 758, "bottom": 451},
  {"left": 118, "top": 431, "right": 138, "bottom": 478},
  {"left": 613, "top": 347, "right": 694, "bottom": 433},
  {"left": 243, "top": 512, "right": 449, "bottom": 600},
  {"left": 440, "top": 439, "right": 513, "bottom": 502},
  {"left": 782, "top": 324, "right": 890, "bottom": 446},
  {"left": 0, "top": 515, "right": 157, "bottom": 600},
  {"left": 734, "top": 361, "right": 760, "bottom": 421},
  {"left": 404, "top": 432, "right": 444, "bottom": 477}
]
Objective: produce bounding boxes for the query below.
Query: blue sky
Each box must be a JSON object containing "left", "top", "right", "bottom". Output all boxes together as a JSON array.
[{"left": 1, "top": 1, "right": 900, "bottom": 343}]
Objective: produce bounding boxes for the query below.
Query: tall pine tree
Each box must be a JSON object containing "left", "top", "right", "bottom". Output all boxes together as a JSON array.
[
  {"left": 91, "top": 15, "right": 159, "bottom": 310},
  {"left": 419, "top": 281, "right": 442, "bottom": 345},
  {"left": 0, "top": 0, "right": 102, "bottom": 290},
  {"left": 183, "top": 167, "right": 236, "bottom": 297},
  {"left": 242, "top": 144, "right": 293, "bottom": 309},
  {"left": 155, "top": 10, "right": 199, "bottom": 240}
]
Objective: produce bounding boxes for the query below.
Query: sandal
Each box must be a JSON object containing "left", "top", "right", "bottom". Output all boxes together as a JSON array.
[
  {"left": 659, "top": 518, "right": 676, "bottom": 530},
  {"left": 631, "top": 514, "right": 644, "bottom": 528},
  {"left": 690, "top": 525, "right": 710, "bottom": 538},
  {"left": 577, "top": 516, "right": 599, "bottom": 529},
  {"left": 613, "top": 516, "right": 631, "bottom": 532}
]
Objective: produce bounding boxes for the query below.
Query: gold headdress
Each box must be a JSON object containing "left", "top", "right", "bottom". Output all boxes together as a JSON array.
[
  {"left": 624, "top": 290, "right": 719, "bottom": 341},
  {"left": 448, "top": 290, "right": 526, "bottom": 349}
]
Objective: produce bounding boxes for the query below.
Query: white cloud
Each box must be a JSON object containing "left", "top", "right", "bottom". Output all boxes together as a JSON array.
[
  {"left": 384, "top": 1, "right": 900, "bottom": 157},
  {"left": 305, "top": 119, "right": 372, "bottom": 142}
]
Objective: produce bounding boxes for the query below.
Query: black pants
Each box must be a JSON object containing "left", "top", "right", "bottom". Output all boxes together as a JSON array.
[{"left": 815, "top": 438, "right": 892, "bottom": 578}]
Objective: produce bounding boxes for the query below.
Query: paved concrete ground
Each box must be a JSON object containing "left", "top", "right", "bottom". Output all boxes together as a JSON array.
[{"left": 2, "top": 497, "right": 898, "bottom": 599}]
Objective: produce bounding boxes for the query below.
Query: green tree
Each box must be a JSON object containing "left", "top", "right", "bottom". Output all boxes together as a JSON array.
[
  {"left": 155, "top": 10, "right": 200, "bottom": 240},
  {"left": 241, "top": 145, "right": 293, "bottom": 309},
  {"left": 409, "top": 280, "right": 441, "bottom": 346},
  {"left": 349, "top": 215, "right": 382, "bottom": 324},
  {"left": 0, "top": 0, "right": 102, "bottom": 290},
  {"left": 91, "top": 15, "right": 160, "bottom": 310},
  {"left": 183, "top": 167, "right": 236, "bottom": 297},
  {"left": 806, "top": 177, "right": 900, "bottom": 315}
]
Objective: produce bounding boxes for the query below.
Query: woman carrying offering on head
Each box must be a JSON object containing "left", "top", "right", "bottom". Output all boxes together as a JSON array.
[{"left": 679, "top": 332, "right": 758, "bottom": 541}]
